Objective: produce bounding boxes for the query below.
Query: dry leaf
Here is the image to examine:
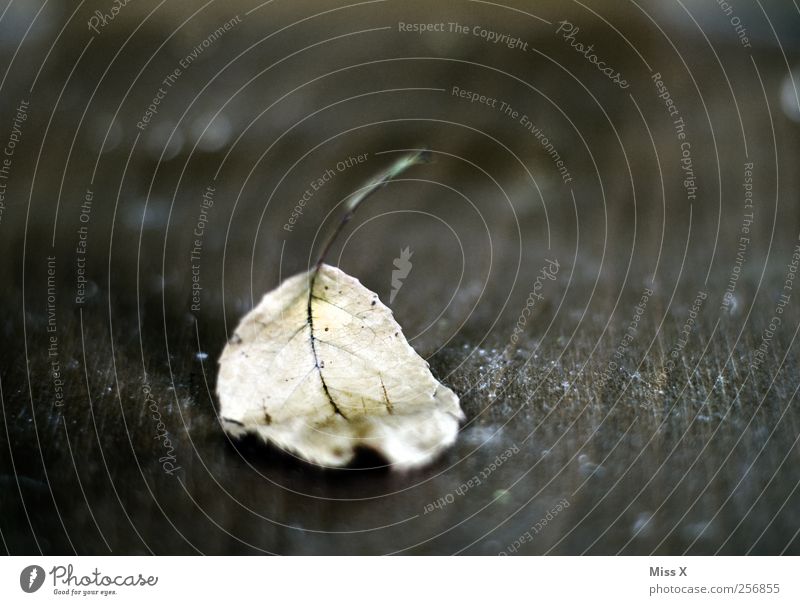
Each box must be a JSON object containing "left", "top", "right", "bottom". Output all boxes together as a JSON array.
[{"left": 217, "top": 263, "right": 464, "bottom": 469}]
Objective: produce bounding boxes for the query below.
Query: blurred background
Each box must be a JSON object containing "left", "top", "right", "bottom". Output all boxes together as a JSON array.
[{"left": 1, "top": 0, "right": 799, "bottom": 555}]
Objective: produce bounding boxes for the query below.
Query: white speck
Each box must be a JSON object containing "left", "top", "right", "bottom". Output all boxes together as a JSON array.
[
  {"left": 190, "top": 112, "right": 232, "bottom": 152},
  {"left": 781, "top": 71, "right": 800, "bottom": 122},
  {"left": 682, "top": 520, "right": 715, "bottom": 541},
  {"left": 578, "top": 454, "right": 606, "bottom": 478},
  {"left": 632, "top": 512, "right": 653, "bottom": 537},
  {"left": 196, "top": 352, "right": 209, "bottom": 361},
  {"left": 722, "top": 294, "right": 740, "bottom": 314},
  {"left": 464, "top": 425, "right": 503, "bottom": 445},
  {"left": 493, "top": 489, "right": 510, "bottom": 502}
]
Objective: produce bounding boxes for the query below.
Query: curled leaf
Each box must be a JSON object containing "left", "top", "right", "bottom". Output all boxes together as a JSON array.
[{"left": 217, "top": 263, "right": 463, "bottom": 469}]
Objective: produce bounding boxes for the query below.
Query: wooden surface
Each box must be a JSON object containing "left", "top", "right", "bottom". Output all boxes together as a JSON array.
[{"left": 1, "top": 0, "right": 799, "bottom": 555}]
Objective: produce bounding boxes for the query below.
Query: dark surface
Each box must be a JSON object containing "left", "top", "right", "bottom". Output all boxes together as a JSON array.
[{"left": 1, "top": 0, "right": 800, "bottom": 554}]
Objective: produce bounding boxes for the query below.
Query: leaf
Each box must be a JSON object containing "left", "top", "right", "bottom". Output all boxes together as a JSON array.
[
  {"left": 217, "top": 263, "right": 464, "bottom": 469},
  {"left": 217, "top": 149, "right": 462, "bottom": 469}
]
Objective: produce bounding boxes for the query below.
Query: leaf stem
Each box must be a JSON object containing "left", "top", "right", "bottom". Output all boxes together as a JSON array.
[{"left": 314, "top": 149, "right": 431, "bottom": 270}]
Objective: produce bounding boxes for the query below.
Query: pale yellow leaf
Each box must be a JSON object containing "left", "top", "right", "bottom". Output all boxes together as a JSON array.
[{"left": 217, "top": 263, "right": 464, "bottom": 469}]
